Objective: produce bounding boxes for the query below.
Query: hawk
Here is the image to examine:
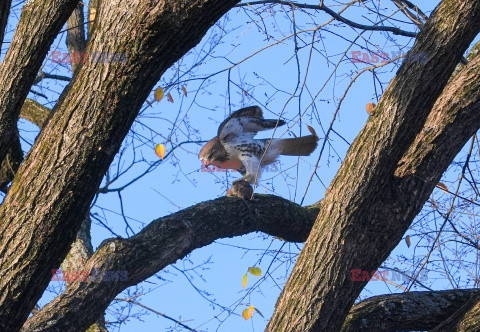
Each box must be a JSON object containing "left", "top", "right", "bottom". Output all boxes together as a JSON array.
[{"left": 199, "top": 106, "right": 318, "bottom": 185}]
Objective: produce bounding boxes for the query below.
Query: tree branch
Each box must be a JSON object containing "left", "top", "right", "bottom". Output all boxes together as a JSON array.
[
  {"left": 66, "top": 2, "right": 86, "bottom": 73},
  {"left": 342, "top": 289, "right": 480, "bottom": 331},
  {"left": 0, "top": 135, "right": 22, "bottom": 193},
  {"left": 430, "top": 292, "right": 480, "bottom": 331},
  {"left": 33, "top": 71, "right": 72, "bottom": 85},
  {"left": 0, "top": 0, "right": 11, "bottom": 46},
  {"left": 19, "top": 98, "right": 50, "bottom": 129},
  {"left": 267, "top": 1, "right": 480, "bottom": 330},
  {"left": 23, "top": 195, "right": 318, "bottom": 331},
  {"left": 396, "top": 0, "right": 429, "bottom": 22},
  {"left": 0, "top": 0, "right": 78, "bottom": 167},
  {"left": 0, "top": 1, "right": 241, "bottom": 330},
  {"left": 236, "top": 0, "right": 417, "bottom": 37},
  {"left": 115, "top": 298, "right": 198, "bottom": 332},
  {"left": 0, "top": 99, "right": 50, "bottom": 193}
]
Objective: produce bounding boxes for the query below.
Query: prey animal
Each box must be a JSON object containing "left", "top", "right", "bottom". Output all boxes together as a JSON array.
[{"left": 199, "top": 106, "right": 318, "bottom": 185}]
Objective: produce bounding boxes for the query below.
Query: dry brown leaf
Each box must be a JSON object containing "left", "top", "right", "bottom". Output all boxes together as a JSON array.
[
  {"left": 366, "top": 102, "right": 376, "bottom": 115},
  {"left": 437, "top": 182, "right": 449, "bottom": 192},
  {"left": 405, "top": 235, "right": 411, "bottom": 248},
  {"left": 306, "top": 124, "right": 317, "bottom": 137}
]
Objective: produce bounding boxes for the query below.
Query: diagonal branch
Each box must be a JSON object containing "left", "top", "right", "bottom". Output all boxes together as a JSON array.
[
  {"left": 23, "top": 195, "right": 318, "bottom": 331},
  {"left": 19, "top": 99, "right": 50, "bottom": 129},
  {"left": 396, "top": 0, "right": 429, "bottom": 22},
  {"left": 342, "top": 289, "right": 480, "bottom": 331},
  {"left": 0, "top": 99, "right": 50, "bottom": 192},
  {"left": 0, "top": 1, "right": 241, "bottom": 330},
  {"left": 115, "top": 298, "right": 198, "bottom": 332},
  {"left": 0, "top": 0, "right": 78, "bottom": 169},
  {"left": 392, "top": 0, "right": 426, "bottom": 27},
  {"left": 266, "top": 1, "right": 480, "bottom": 330},
  {"left": 431, "top": 292, "right": 480, "bottom": 331},
  {"left": 0, "top": 0, "right": 11, "bottom": 47},
  {"left": 66, "top": 2, "right": 86, "bottom": 73}
]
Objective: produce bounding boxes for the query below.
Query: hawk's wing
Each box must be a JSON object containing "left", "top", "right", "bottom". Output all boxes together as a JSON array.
[
  {"left": 217, "top": 106, "right": 263, "bottom": 135},
  {"left": 218, "top": 106, "right": 286, "bottom": 142}
]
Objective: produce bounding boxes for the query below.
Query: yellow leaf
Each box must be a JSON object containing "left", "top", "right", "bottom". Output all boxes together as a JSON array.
[
  {"left": 154, "top": 87, "right": 164, "bottom": 102},
  {"left": 242, "top": 305, "right": 254, "bottom": 320},
  {"left": 248, "top": 267, "right": 262, "bottom": 277},
  {"left": 181, "top": 85, "right": 188, "bottom": 97},
  {"left": 167, "top": 92, "right": 174, "bottom": 103},
  {"left": 366, "top": 102, "right": 376, "bottom": 115},
  {"left": 242, "top": 273, "right": 248, "bottom": 289},
  {"left": 437, "top": 182, "right": 449, "bottom": 192},
  {"left": 89, "top": 8, "right": 96, "bottom": 22},
  {"left": 405, "top": 235, "right": 411, "bottom": 248},
  {"left": 155, "top": 144, "right": 166, "bottom": 160}
]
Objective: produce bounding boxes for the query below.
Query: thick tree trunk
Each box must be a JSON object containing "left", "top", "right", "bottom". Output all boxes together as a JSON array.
[
  {"left": 0, "top": 0, "right": 239, "bottom": 330},
  {"left": 0, "top": 0, "right": 12, "bottom": 46},
  {"left": 0, "top": 0, "right": 78, "bottom": 192},
  {"left": 266, "top": 1, "right": 480, "bottom": 331},
  {"left": 23, "top": 38, "right": 480, "bottom": 327},
  {"left": 1, "top": 0, "right": 480, "bottom": 330},
  {"left": 431, "top": 293, "right": 480, "bottom": 332},
  {"left": 449, "top": 298, "right": 480, "bottom": 332},
  {"left": 60, "top": 216, "right": 107, "bottom": 332},
  {"left": 0, "top": 0, "right": 78, "bottom": 165}
]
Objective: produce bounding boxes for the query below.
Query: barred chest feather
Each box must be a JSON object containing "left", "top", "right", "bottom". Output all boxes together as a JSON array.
[{"left": 225, "top": 138, "right": 281, "bottom": 166}]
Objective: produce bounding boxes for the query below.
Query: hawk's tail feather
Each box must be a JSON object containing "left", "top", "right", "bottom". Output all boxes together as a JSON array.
[{"left": 279, "top": 134, "right": 318, "bottom": 156}]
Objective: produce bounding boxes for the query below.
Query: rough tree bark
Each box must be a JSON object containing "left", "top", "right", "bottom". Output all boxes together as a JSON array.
[
  {"left": 0, "top": 0, "right": 239, "bottom": 330},
  {"left": 0, "top": 0, "right": 480, "bottom": 330},
  {"left": 23, "top": 195, "right": 318, "bottom": 330},
  {"left": 66, "top": 2, "right": 87, "bottom": 73},
  {"left": 266, "top": 1, "right": 480, "bottom": 331},
  {"left": 446, "top": 296, "right": 480, "bottom": 332},
  {"left": 0, "top": 0, "right": 78, "bottom": 192},
  {"left": 0, "top": 0, "right": 12, "bottom": 46},
  {"left": 22, "top": 44, "right": 480, "bottom": 330},
  {"left": 342, "top": 289, "right": 480, "bottom": 331},
  {"left": 430, "top": 292, "right": 480, "bottom": 332},
  {"left": 0, "top": 0, "right": 79, "bottom": 172}
]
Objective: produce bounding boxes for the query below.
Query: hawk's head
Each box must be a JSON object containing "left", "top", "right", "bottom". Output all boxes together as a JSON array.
[{"left": 198, "top": 137, "right": 229, "bottom": 167}]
